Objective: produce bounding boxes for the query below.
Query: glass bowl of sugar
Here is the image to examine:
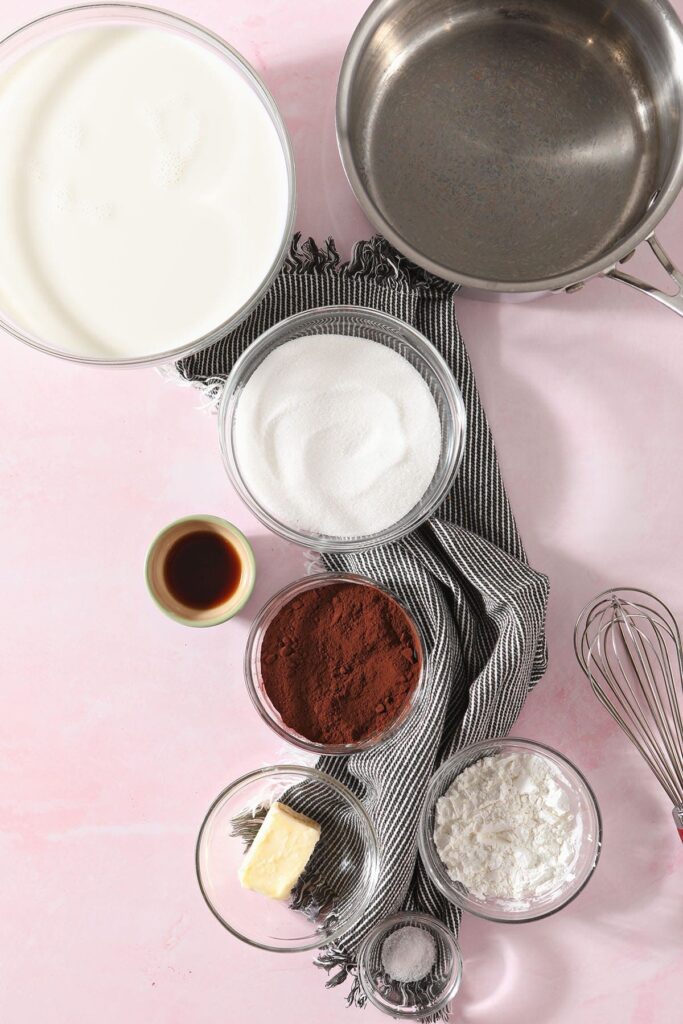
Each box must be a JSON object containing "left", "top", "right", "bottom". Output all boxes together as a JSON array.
[
  {"left": 418, "top": 738, "right": 603, "bottom": 923},
  {"left": 218, "top": 306, "right": 466, "bottom": 552}
]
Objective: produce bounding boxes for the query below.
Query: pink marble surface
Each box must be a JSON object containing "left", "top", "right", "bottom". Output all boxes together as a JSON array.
[{"left": 1, "top": 1, "right": 683, "bottom": 1021}]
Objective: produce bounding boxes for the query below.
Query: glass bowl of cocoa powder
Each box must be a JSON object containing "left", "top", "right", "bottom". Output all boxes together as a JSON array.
[{"left": 244, "top": 573, "right": 427, "bottom": 755}]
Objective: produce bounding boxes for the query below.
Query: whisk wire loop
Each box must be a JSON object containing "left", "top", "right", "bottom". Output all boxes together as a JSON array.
[{"left": 574, "top": 588, "right": 683, "bottom": 819}]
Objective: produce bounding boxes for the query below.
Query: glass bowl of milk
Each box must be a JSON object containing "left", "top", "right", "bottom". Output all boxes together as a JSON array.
[
  {"left": 0, "top": 5, "right": 295, "bottom": 365},
  {"left": 219, "top": 306, "right": 467, "bottom": 552}
]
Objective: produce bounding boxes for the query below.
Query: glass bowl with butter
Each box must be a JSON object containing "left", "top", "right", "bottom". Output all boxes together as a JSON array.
[{"left": 196, "top": 764, "right": 380, "bottom": 951}]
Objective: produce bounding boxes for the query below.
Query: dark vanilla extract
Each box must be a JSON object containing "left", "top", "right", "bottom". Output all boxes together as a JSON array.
[{"left": 163, "top": 530, "right": 242, "bottom": 610}]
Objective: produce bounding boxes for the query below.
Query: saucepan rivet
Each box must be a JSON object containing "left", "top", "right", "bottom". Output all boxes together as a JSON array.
[{"left": 564, "top": 282, "right": 585, "bottom": 294}]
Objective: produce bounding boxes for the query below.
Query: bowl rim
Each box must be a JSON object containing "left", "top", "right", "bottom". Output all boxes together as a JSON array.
[
  {"left": 417, "top": 736, "right": 603, "bottom": 924},
  {"left": 195, "top": 763, "right": 381, "bottom": 952},
  {"left": 243, "top": 571, "right": 429, "bottom": 755},
  {"left": 0, "top": 2, "right": 296, "bottom": 367},
  {"left": 357, "top": 910, "right": 463, "bottom": 1017},
  {"left": 218, "top": 304, "right": 467, "bottom": 552}
]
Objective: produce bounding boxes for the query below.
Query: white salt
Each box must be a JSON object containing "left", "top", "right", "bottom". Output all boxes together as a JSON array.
[
  {"left": 232, "top": 334, "right": 442, "bottom": 537},
  {"left": 381, "top": 926, "right": 437, "bottom": 984}
]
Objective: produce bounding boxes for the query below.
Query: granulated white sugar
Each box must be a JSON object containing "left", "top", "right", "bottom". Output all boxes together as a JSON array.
[{"left": 233, "top": 334, "right": 442, "bottom": 537}]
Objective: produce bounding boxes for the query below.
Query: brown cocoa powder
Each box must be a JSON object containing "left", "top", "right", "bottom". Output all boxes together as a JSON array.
[{"left": 260, "top": 581, "right": 422, "bottom": 745}]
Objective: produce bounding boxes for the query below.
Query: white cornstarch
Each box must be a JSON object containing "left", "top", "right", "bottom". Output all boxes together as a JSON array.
[
  {"left": 433, "top": 752, "right": 582, "bottom": 902},
  {"left": 233, "top": 334, "right": 442, "bottom": 538}
]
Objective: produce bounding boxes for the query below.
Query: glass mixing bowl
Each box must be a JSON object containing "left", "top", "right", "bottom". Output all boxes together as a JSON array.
[
  {"left": 357, "top": 912, "right": 463, "bottom": 1018},
  {"left": 0, "top": 4, "right": 295, "bottom": 366},
  {"left": 244, "top": 572, "right": 428, "bottom": 755},
  {"left": 418, "top": 738, "right": 602, "bottom": 923},
  {"left": 196, "top": 764, "right": 380, "bottom": 952},
  {"left": 218, "top": 306, "right": 466, "bottom": 552}
]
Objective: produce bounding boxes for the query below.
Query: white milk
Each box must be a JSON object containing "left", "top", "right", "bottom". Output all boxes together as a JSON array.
[{"left": 0, "top": 25, "right": 289, "bottom": 359}]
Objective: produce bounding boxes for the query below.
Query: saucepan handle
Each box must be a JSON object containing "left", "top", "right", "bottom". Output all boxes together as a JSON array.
[{"left": 606, "top": 235, "right": 683, "bottom": 317}]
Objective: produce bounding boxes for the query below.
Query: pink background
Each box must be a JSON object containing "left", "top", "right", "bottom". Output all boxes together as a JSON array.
[{"left": 2, "top": 1, "right": 683, "bottom": 1021}]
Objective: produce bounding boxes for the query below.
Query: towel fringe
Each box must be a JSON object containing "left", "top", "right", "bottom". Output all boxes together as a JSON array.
[
  {"left": 283, "top": 233, "right": 458, "bottom": 297},
  {"left": 285, "top": 233, "right": 342, "bottom": 274},
  {"left": 315, "top": 945, "right": 359, "bottom": 996},
  {"left": 157, "top": 362, "right": 225, "bottom": 409}
]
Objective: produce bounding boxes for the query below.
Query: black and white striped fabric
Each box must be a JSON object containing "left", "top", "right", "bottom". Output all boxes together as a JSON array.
[{"left": 178, "top": 236, "right": 549, "bottom": 1016}]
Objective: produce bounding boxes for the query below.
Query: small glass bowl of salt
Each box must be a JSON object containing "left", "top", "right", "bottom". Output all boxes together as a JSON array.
[{"left": 357, "top": 912, "right": 463, "bottom": 1018}]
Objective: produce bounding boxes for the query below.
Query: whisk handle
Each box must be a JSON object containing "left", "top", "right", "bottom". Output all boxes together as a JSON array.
[{"left": 673, "top": 807, "right": 683, "bottom": 843}]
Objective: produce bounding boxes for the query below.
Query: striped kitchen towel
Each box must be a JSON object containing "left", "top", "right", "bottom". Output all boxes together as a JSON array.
[{"left": 178, "top": 235, "right": 549, "bottom": 1018}]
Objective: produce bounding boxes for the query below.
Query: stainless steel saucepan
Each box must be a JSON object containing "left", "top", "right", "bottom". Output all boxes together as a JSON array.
[{"left": 337, "top": 0, "right": 683, "bottom": 315}]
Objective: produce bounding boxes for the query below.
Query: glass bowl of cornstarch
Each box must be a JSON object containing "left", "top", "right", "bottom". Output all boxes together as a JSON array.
[
  {"left": 219, "top": 306, "right": 466, "bottom": 551},
  {"left": 418, "top": 738, "right": 602, "bottom": 923}
]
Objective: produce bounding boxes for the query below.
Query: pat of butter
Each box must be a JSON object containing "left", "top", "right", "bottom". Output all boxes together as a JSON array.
[{"left": 238, "top": 801, "right": 321, "bottom": 900}]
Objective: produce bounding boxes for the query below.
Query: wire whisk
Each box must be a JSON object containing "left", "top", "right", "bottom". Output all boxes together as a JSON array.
[{"left": 574, "top": 587, "right": 683, "bottom": 843}]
